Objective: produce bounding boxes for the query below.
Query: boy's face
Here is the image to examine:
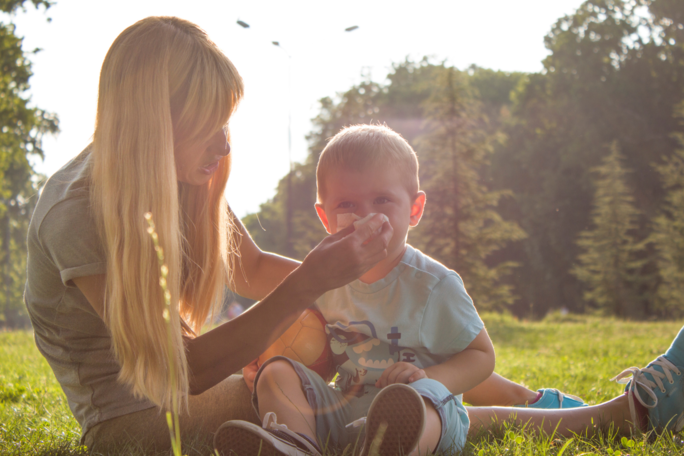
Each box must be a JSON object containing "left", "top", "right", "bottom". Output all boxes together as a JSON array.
[{"left": 315, "top": 165, "right": 426, "bottom": 263}]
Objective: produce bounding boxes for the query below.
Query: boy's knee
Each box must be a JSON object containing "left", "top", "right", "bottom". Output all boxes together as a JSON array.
[{"left": 256, "top": 359, "right": 299, "bottom": 393}]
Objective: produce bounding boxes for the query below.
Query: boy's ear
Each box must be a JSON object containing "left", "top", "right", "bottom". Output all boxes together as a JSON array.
[
  {"left": 315, "top": 203, "right": 333, "bottom": 234},
  {"left": 409, "top": 191, "right": 426, "bottom": 227}
]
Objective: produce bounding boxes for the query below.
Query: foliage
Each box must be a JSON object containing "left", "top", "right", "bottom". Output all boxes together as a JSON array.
[
  {"left": 410, "top": 66, "right": 526, "bottom": 311},
  {"left": 4, "top": 318, "right": 684, "bottom": 454},
  {"left": 491, "top": 0, "right": 684, "bottom": 317},
  {"left": 243, "top": 61, "right": 525, "bottom": 313},
  {"left": 572, "top": 142, "right": 647, "bottom": 317},
  {"left": 0, "top": 0, "right": 58, "bottom": 327},
  {"left": 651, "top": 127, "right": 684, "bottom": 318},
  {"left": 241, "top": 1, "right": 684, "bottom": 319}
]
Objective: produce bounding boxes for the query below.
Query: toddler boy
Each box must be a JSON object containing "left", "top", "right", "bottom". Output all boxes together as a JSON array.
[{"left": 215, "top": 124, "right": 495, "bottom": 456}]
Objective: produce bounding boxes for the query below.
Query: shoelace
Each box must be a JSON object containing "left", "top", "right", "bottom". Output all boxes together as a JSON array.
[
  {"left": 346, "top": 417, "right": 367, "bottom": 429},
  {"left": 611, "top": 356, "right": 683, "bottom": 430},
  {"left": 545, "top": 388, "right": 584, "bottom": 408},
  {"left": 261, "top": 412, "right": 321, "bottom": 455}
]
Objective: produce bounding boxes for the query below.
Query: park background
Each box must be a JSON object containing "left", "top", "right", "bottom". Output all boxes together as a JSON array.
[
  {"left": 3, "top": 0, "right": 684, "bottom": 325},
  {"left": 3, "top": 1, "right": 684, "bottom": 455}
]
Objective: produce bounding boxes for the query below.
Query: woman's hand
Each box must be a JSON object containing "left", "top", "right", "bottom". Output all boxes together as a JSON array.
[
  {"left": 296, "top": 214, "right": 393, "bottom": 295},
  {"left": 375, "top": 362, "right": 427, "bottom": 388}
]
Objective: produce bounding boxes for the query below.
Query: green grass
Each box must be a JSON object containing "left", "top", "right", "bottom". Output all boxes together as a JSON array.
[{"left": 2, "top": 314, "right": 684, "bottom": 455}]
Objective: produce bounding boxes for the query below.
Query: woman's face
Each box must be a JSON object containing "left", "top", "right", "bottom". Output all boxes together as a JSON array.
[{"left": 174, "top": 128, "right": 230, "bottom": 185}]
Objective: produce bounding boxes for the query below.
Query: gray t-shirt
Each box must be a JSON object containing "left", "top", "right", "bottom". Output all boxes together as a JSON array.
[{"left": 24, "top": 147, "right": 155, "bottom": 440}]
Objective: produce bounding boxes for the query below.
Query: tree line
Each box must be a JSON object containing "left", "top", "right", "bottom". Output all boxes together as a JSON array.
[
  {"left": 0, "top": 0, "right": 57, "bottom": 327},
  {"left": 244, "top": 0, "right": 684, "bottom": 320},
  {"left": 2, "top": 0, "right": 684, "bottom": 326}
]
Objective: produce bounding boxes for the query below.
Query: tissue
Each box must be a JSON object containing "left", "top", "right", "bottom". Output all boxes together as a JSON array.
[{"left": 335, "top": 213, "right": 389, "bottom": 233}]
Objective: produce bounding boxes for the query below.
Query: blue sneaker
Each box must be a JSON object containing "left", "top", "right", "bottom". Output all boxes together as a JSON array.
[
  {"left": 612, "top": 327, "right": 684, "bottom": 432},
  {"left": 516, "top": 388, "right": 587, "bottom": 409}
]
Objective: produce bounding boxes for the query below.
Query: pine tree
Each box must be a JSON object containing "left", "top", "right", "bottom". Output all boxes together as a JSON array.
[
  {"left": 572, "top": 142, "right": 646, "bottom": 318},
  {"left": 411, "top": 66, "right": 526, "bottom": 311},
  {"left": 651, "top": 131, "right": 684, "bottom": 317}
]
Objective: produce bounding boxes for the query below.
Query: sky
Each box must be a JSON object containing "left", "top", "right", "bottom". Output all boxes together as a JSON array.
[{"left": 10, "top": 0, "right": 587, "bottom": 218}]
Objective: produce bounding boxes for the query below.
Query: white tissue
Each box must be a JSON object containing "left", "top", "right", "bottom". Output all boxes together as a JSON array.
[
  {"left": 336, "top": 213, "right": 361, "bottom": 232},
  {"left": 335, "top": 213, "right": 389, "bottom": 233}
]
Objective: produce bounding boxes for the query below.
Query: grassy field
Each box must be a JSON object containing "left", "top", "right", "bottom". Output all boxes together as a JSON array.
[{"left": 2, "top": 313, "right": 684, "bottom": 455}]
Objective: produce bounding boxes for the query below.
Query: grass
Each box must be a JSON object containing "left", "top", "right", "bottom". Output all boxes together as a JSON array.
[{"left": 2, "top": 313, "right": 684, "bottom": 455}]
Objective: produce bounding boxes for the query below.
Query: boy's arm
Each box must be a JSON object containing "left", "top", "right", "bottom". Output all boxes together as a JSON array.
[
  {"left": 422, "top": 328, "right": 495, "bottom": 395},
  {"left": 375, "top": 328, "right": 495, "bottom": 396}
]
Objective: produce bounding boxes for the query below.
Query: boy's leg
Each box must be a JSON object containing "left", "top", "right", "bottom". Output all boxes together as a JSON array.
[
  {"left": 469, "top": 324, "right": 684, "bottom": 436},
  {"left": 463, "top": 372, "right": 538, "bottom": 406},
  {"left": 215, "top": 357, "right": 345, "bottom": 456},
  {"left": 467, "top": 395, "right": 632, "bottom": 437},
  {"left": 414, "top": 399, "right": 441, "bottom": 455},
  {"left": 464, "top": 373, "right": 586, "bottom": 408},
  {"left": 256, "top": 358, "right": 317, "bottom": 439},
  {"left": 406, "top": 378, "right": 470, "bottom": 455}
]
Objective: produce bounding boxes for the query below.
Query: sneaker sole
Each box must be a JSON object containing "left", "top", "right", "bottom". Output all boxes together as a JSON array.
[
  {"left": 214, "top": 421, "right": 289, "bottom": 456},
  {"left": 360, "top": 383, "right": 426, "bottom": 456}
]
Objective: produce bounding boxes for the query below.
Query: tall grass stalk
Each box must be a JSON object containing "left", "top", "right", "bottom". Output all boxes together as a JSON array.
[{"left": 144, "top": 212, "right": 182, "bottom": 456}]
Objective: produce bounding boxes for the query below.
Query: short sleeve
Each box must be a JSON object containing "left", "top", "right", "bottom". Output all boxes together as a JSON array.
[
  {"left": 39, "top": 196, "right": 106, "bottom": 287},
  {"left": 419, "top": 273, "right": 484, "bottom": 356}
]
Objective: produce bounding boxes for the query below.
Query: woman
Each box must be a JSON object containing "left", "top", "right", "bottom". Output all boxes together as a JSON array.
[
  {"left": 25, "top": 16, "right": 392, "bottom": 450},
  {"left": 24, "top": 16, "right": 683, "bottom": 453}
]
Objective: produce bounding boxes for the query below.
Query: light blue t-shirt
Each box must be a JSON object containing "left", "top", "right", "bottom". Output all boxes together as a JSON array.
[{"left": 316, "top": 245, "right": 484, "bottom": 396}]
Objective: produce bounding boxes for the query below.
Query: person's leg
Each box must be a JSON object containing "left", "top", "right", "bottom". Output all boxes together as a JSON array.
[
  {"left": 256, "top": 358, "right": 317, "bottom": 439},
  {"left": 468, "top": 325, "right": 684, "bottom": 437},
  {"left": 84, "top": 374, "right": 257, "bottom": 452},
  {"left": 413, "top": 400, "right": 441, "bottom": 455},
  {"left": 215, "top": 357, "right": 350, "bottom": 456},
  {"left": 468, "top": 394, "right": 632, "bottom": 438},
  {"left": 464, "top": 373, "right": 586, "bottom": 408},
  {"left": 409, "top": 378, "right": 470, "bottom": 455},
  {"left": 464, "top": 372, "right": 538, "bottom": 407}
]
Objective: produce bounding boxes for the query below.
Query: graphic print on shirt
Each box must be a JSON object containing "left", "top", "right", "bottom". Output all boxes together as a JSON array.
[{"left": 326, "top": 320, "right": 419, "bottom": 395}]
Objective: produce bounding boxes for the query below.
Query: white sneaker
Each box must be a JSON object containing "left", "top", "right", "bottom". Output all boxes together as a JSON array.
[
  {"left": 356, "top": 383, "right": 426, "bottom": 456},
  {"left": 214, "top": 412, "right": 322, "bottom": 456}
]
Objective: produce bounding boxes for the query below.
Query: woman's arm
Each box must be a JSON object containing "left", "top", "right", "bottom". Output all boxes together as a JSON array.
[
  {"left": 229, "top": 216, "right": 299, "bottom": 301},
  {"left": 75, "top": 214, "right": 393, "bottom": 395}
]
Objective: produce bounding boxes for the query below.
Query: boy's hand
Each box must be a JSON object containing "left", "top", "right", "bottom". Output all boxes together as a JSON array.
[
  {"left": 242, "top": 359, "right": 259, "bottom": 393},
  {"left": 375, "top": 362, "right": 427, "bottom": 388}
]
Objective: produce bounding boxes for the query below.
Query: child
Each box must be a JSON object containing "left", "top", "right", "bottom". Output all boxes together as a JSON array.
[
  {"left": 216, "top": 124, "right": 494, "bottom": 455},
  {"left": 214, "top": 125, "right": 684, "bottom": 456}
]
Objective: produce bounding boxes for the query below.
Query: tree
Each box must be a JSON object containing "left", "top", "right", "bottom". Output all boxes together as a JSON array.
[
  {"left": 491, "top": 0, "right": 684, "bottom": 317},
  {"left": 411, "top": 66, "right": 526, "bottom": 311},
  {"left": 651, "top": 126, "right": 684, "bottom": 318},
  {"left": 571, "top": 142, "right": 646, "bottom": 318},
  {"left": 243, "top": 60, "right": 527, "bottom": 312},
  {"left": 0, "top": 0, "right": 58, "bottom": 327}
]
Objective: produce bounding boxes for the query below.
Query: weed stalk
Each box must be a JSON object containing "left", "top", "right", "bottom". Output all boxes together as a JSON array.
[{"left": 145, "top": 212, "right": 182, "bottom": 456}]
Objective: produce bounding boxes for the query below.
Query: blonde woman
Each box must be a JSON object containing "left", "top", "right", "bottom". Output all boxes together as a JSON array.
[
  {"left": 25, "top": 16, "right": 684, "bottom": 454},
  {"left": 24, "top": 16, "right": 393, "bottom": 450}
]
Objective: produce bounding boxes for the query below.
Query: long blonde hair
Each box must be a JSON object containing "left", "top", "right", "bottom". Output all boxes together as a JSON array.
[{"left": 90, "top": 16, "right": 243, "bottom": 410}]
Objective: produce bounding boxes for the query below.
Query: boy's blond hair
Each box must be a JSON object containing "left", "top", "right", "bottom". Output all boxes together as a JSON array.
[{"left": 316, "top": 124, "right": 419, "bottom": 202}]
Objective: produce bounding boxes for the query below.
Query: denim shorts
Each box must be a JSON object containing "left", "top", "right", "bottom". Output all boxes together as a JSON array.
[{"left": 252, "top": 356, "right": 469, "bottom": 453}]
